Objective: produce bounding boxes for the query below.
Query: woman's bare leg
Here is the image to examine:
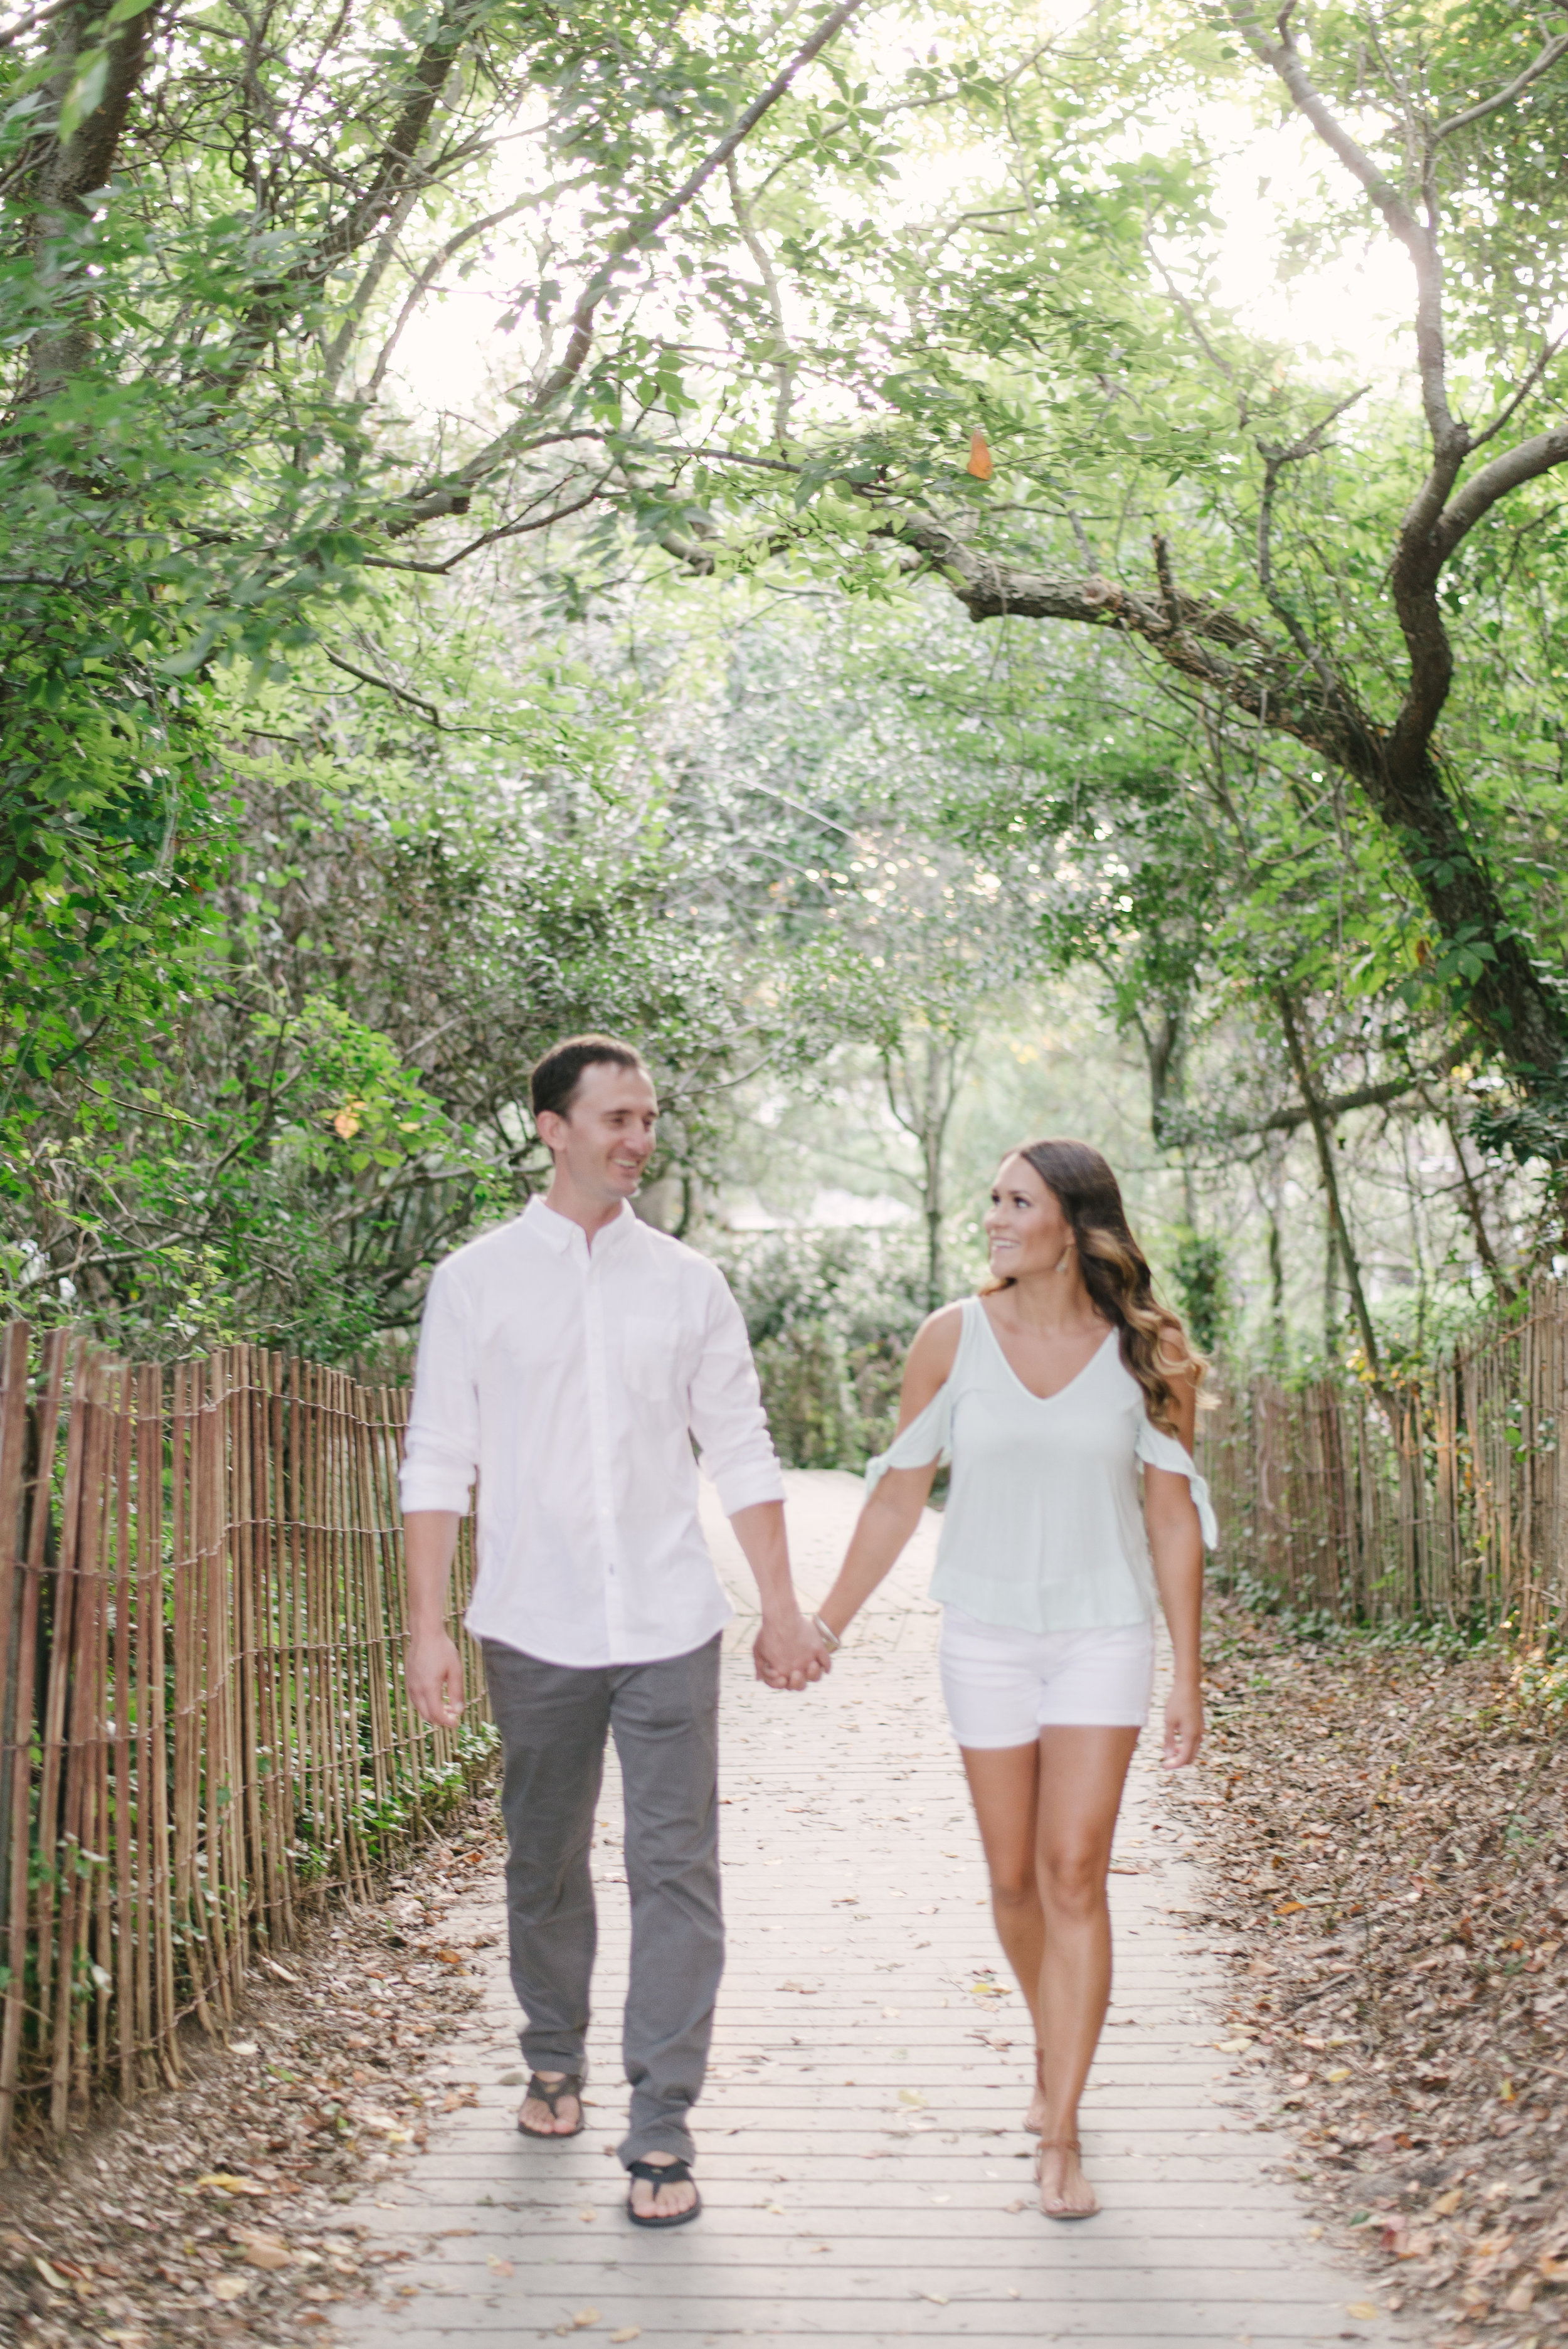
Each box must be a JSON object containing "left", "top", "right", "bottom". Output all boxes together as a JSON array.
[
  {"left": 1032, "top": 1724, "right": 1140, "bottom": 2216},
  {"left": 959, "top": 1742, "right": 1047, "bottom": 2126}
]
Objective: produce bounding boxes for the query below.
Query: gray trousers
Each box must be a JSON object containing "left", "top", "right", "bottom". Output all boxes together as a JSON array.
[{"left": 480, "top": 1633, "right": 724, "bottom": 2168}]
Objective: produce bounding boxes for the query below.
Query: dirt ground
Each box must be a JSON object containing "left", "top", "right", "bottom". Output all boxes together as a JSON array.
[
  {"left": 1170, "top": 1594, "right": 1568, "bottom": 2349},
  {"left": 0, "top": 1788, "right": 508, "bottom": 2349}
]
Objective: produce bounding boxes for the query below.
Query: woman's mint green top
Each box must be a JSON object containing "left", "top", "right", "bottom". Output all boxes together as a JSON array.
[{"left": 866, "top": 1295, "right": 1216, "bottom": 1636}]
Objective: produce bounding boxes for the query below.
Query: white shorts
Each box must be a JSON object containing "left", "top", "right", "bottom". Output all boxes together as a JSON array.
[{"left": 938, "top": 1609, "right": 1155, "bottom": 1748}]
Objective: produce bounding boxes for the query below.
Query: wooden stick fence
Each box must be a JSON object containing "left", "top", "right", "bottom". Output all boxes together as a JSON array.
[
  {"left": 0, "top": 1325, "right": 488, "bottom": 2161},
  {"left": 1202, "top": 1278, "right": 1568, "bottom": 1633}
]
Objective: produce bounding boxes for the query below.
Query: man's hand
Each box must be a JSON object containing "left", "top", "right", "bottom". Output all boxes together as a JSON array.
[
  {"left": 753, "top": 1606, "right": 832, "bottom": 1693},
  {"left": 407, "top": 1630, "right": 467, "bottom": 1729}
]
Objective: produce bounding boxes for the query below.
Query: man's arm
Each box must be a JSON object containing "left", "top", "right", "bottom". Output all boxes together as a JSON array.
[
  {"left": 404, "top": 1509, "right": 467, "bottom": 1727},
  {"left": 686, "top": 1266, "right": 829, "bottom": 1693},
  {"left": 729, "top": 1499, "right": 832, "bottom": 1692}
]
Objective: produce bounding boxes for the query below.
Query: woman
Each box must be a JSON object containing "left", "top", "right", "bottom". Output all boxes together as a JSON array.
[{"left": 810, "top": 1139, "right": 1214, "bottom": 2220}]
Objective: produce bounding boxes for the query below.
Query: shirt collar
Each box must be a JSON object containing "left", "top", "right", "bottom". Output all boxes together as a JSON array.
[{"left": 524, "top": 1196, "right": 637, "bottom": 1258}]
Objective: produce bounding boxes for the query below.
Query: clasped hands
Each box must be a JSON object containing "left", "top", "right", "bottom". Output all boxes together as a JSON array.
[{"left": 753, "top": 1607, "right": 835, "bottom": 1693}]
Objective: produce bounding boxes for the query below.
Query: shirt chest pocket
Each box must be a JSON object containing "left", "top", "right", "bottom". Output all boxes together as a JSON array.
[{"left": 619, "top": 1312, "right": 696, "bottom": 1409}]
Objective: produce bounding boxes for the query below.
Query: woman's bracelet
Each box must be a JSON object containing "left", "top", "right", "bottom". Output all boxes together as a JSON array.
[{"left": 811, "top": 1612, "right": 842, "bottom": 1653}]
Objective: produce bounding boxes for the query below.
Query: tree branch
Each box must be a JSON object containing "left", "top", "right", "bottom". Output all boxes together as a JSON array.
[
  {"left": 386, "top": 0, "right": 868, "bottom": 533},
  {"left": 1432, "top": 423, "right": 1568, "bottom": 561},
  {"left": 727, "top": 152, "right": 797, "bottom": 447},
  {"left": 1436, "top": 26, "right": 1568, "bottom": 140},
  {"left": 1225, "top": 1, "right": 1461, "bottom": 467},
  {"left": 1274, "top": 987, "right": 1384, "bottom": 1383},
  {"left": 213, "top": 0, "right": 489, "bottom": 389},
  {"left": 320, "top": 647, "right": 441, "bottom": 726}
]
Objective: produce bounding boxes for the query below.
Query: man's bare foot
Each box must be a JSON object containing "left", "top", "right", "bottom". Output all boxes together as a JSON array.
[
  {"left": 628, "top": 2152, "right": 699, "bottom": 2222},
  {"left": 517, "top": 2071, "right": 581, "bottom": 2136},
  {"left": 1025, "top": 2048, "right": 1046, "bottom": 2133},
  {"left": 1037, "top": 2137, "right": 1098, "bottom": 2219}
]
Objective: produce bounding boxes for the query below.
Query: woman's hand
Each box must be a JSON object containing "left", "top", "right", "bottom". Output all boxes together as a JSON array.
[{"left": 1162, "top": 1677, "right": 1204, "bottom": 1771}]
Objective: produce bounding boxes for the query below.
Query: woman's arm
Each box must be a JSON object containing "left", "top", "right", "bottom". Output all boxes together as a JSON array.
[
  {"left": 814, "top": 1306, "right": 960, "bottom": 1641},
  {"left": 1144, "top": 1369, "right": 1204, "bottom": 1771}
]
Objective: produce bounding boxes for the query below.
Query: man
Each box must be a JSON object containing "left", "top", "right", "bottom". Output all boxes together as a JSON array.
[{"left": 401, "top": 1034, "right": 831, "bottom": 2228}]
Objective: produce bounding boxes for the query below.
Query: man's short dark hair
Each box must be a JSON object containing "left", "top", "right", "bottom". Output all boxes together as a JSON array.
[{"left": 530, "top": 1034, "right": 649, "bottom": 1125}]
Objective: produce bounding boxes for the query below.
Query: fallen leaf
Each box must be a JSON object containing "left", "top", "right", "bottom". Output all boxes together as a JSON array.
[
  {"left": 195, "top": 2173, "right": 269, "bottom": 2198},
  {"left": 1004, "top": 2199, "right": 1027, "bottom": 2213},
  {"left": 1325, "top": 2065, "right": 1353, "bottom": 2083},
  {"left": 33, "top": 2257, "right": 71, "bottom": 2293},
  {"left": 898, "top": 2087, "right": 928, "bottom": 2107},
  {"left": 918, "top": 2289, "right": 950, "bottom": 2306},
  {"left": 577, "top": 2206, "right": 597, "bottom": 2222},
  {"left": 1433, "top": 2187, "right": 1464, "bottom": 2215},
  {"left": 609, "top": 2332, "right": 640, "bottom": 2345},
  {"left": 212, "top": 2275, "right": 250, "bottom": 2301},
  {"left": 233, "top": 2230, "right": 293, "bottom": 2272},
  {"left": 572, "top": 2312, "right": 601, "bottom": 2330},
  {"left": 1345, "top": 2304, "right": 1380, "bottom": 2322},
  {"left": 1274, "top": 1901, "right": 1305, "bottom": 1916},
  {"left": 486, "top": 2254, "right": 514, "bottom": 2277}
]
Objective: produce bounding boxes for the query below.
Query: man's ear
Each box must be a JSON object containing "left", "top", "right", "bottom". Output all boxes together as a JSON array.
[{"left": 535, "top": 1108, "right": 568, "bottom": 1155}]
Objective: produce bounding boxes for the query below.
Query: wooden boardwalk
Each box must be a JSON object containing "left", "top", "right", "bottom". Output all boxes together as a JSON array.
[{"left": 335, "top": 1472, "right": 1411, "bottom": 2348}]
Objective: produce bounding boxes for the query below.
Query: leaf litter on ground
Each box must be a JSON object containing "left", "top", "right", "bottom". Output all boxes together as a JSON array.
[
  {"left": 0, "top": 1791, "right": 506, "bottom": 2349},
  {"left": 1169, "top": 1593, "right": 1568, "bottom": 2343}
]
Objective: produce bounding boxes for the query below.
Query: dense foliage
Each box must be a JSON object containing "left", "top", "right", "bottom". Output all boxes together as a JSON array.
[{"left": 3, "top": 0, "right": 1565, "bottom": 1362}]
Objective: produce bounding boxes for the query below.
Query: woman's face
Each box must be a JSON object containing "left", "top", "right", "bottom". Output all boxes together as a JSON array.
[{"left": 984, "top": 1153, "right": 1074, "bottom": 1280}]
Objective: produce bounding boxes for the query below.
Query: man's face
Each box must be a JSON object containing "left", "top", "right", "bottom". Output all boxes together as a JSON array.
[{"left": 538, "top": 1061, "right": 659, "bottom": 1202}]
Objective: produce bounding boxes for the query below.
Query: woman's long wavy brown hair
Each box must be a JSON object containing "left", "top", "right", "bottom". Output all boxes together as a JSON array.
[{"left": 981, "top": 1138, "right": 1207, "bottom": 1432}]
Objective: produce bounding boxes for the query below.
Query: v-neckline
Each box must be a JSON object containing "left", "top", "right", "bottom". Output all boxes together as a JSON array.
[{"left": 976, "top": 1303, "right": 1116, "bottom": 1405}]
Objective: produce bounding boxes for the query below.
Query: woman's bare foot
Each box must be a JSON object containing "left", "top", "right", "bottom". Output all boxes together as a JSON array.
[
  {"left": 1037, "top": 2137, "right": 1098, "bottom": 2219},
  {"left": 628, "top": 2153, "right": 699, "bottom": 2222},
  {"left": 1024, "top": 2047, "right": 1047, "bottom": 2133},
  {"left": 517, "top": 2071, "right": 581, "bottom": 2136}
]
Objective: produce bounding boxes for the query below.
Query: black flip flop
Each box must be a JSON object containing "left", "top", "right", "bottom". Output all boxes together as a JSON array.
[
  {"left": 625, "top": 2156, "right": 702, "bottom": 2229},
  {"left": 516, "top": 2071, "right": 585, "bottom": 2140}
]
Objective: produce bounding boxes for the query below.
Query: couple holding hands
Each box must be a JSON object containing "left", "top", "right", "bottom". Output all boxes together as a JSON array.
[{"left": 401, "top": 1035, "right": 1212, "bottom": 2230}]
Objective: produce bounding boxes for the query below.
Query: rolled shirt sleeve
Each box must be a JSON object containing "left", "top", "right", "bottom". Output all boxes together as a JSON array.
[
  {"left": 399, "top": 1258, "right": 480, "bottom": 1515},
  {"left": 687, "top": 1266, "right": 787, "bottom": 1517}
]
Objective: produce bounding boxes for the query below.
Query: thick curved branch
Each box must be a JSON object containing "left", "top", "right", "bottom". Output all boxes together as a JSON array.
[
  {"left": 1432, "top": 423, "right": 1568, "bottom": 562},
  {"left": 888, "top": 509, "right": 1567, "bottom": 1086}
]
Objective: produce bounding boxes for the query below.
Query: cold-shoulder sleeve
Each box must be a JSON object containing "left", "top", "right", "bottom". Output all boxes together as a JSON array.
[
  {"left": 1135, "top": 1417, "right": 1218, "bottom": 1549},
  {"left": 864, "top": 1384, "right": 952, "bottom": 1498}
]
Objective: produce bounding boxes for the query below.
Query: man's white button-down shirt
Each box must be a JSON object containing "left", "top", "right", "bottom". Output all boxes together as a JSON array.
[{"left": 399, "top": 1197, "right": 785, "bottom": 1667}]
